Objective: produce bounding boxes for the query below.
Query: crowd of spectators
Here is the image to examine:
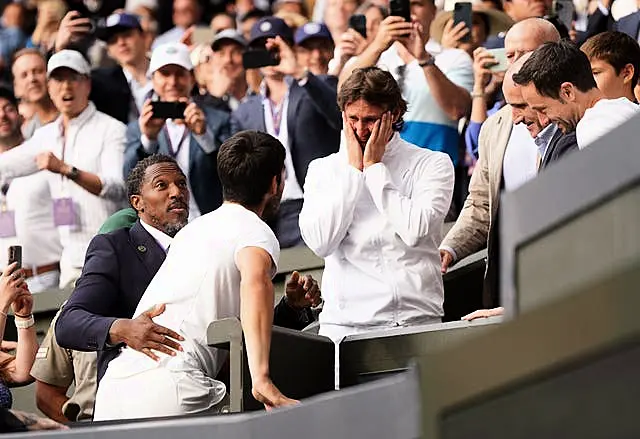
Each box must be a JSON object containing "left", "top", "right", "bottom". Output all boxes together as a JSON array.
[{"left": 0, "top": 0, "right": 634, "bottom": 428}]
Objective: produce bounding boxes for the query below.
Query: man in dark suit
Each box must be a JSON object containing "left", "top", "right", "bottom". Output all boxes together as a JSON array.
[
  {"left": 90, "top": 12, "right": 151, "bottom": 125},
  {"left": 124, "top": 42, "right": 232, "bottom": 218},
  {"left": 231, "top": 17, "right": 341, "bottom": 248},
  {"left": 615, "top": 9, "right": 640, "bottom": 40},
  {"left": 56, "top": 154, "right": 321, "bottom": 382}
]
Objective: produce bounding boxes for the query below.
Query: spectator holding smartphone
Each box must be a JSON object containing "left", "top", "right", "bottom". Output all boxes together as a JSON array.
[
  {"left": 124, "top": 42, "right": 231, "bottom": 220},
  {"left": 0, "top": 262, "right": 37, "bottom": 409},
  {"left": 232, "top": 17, "right": 341, "bottom": 249},
  {"left": 339, "top": 0, "right": 473, "bottom": 167}
]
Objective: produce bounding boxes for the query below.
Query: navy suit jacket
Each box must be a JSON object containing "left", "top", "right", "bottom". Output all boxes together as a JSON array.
[
  {"left": 540, "top": 129, "right": 579, "bottom": 170},
  {"left": 90, "top": 66, "right": 132, "bottom": 125},
  {"left": 615, "top": 11, "right": 640, "bottom": 40},
  {"left": 231, "top": 74, "right": 341, "bottom": 190},
  {"left": 56, "top": 220, "right": 315, "bottom": 381},
  {"left": 56, "top": 221, "right": 165, "bottom": 381},
  {"left": 123, "top": 106, "right": 231, "bottom": 214}
]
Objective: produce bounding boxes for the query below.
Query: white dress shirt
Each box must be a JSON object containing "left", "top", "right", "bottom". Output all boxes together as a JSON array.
[
  {"left": 299, "top": 133, "right": 454, "bottom": 341},
  {"left": 122, "top": 67, "right": 153, "bottom": 122},
  {"left": 502, "top": 123, "right": 539, "bottom": 192},
  {"left": 576, "top": 97, "right": 639, "bottom": 149},
  {"left": 0, "top": 103, "right": 127, "bottom": 287},
  {"left": 261, "top": 82, "right": 304, "bottom": 201},
  {"left": 139, "top": 219, "right": 172, "bottom": 253},
  {"left": 94, "top": 203, "right": 280, "bottom": 420}
]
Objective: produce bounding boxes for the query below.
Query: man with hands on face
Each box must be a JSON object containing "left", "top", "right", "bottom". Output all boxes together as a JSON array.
[
  {"left": 338, "top": 0, "right": 473, "bottom": 166},
  {"left": 299, "top": 67, "right": 454, "bottom": 342},
  {"left": 124, "top": 42, "right": 232, "bottom": 221},
  {"left": 232, "top": 17, "right": 341, "bottom": 249}
]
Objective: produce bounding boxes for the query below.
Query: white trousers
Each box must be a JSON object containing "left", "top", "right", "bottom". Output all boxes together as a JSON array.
[{"left": 93, "top": 367, "right": 226, "bottom": 421}]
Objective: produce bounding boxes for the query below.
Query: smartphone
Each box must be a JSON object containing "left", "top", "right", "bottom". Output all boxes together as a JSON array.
[
  {"left": 554, "top": 0, "right": 575, "bottom": 31},
  {"left": 242, "top": 49, "right": 280, "bottom": 70},
  {"left": 453, "top": 2, "right": 473, "bottom": 43},
  {"left": 486, "top": 48, "right": 508, "bottom": 73},
  {"left": 8, "top": 246, "right": 21, "bottom": 270},
  {"left": 349, "top": 14, "right": 367, "bottom": 39},
  {"left": 389, "top": 0, "right": 411, "bottom": 22},
  {"left": 192, "top": 26, "right": 216, "bottom": 45},
  {"left": 150, "top": 101, "right": 187, "bottom": 120}
]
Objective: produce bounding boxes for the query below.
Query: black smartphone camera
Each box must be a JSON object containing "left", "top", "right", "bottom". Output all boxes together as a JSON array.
[
  {"left": 389, "top": 0, "right": 411, "bottom": 22},
  {"left": 242, "top": 49, "right": 280, "bottom": 70},
  {"left": 453, "top": 2, "right": 473, "bottom": 43},
  {"left": 150, "top": 101, "right": 187, "bottom": 120},
  {"left": 8, "top": 245, "right": 21, "bottom": 269},
  {"left": 349, "top": 14, "right": 367, "bottom": 38}
]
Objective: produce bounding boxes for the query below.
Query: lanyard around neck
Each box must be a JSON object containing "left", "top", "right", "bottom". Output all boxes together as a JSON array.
[{"left": 164, "top": 124, "right": 189, "bottom": 158}]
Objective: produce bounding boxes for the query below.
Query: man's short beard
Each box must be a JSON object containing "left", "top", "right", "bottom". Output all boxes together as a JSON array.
[{"left": 162, "top": 221, "right": 188, "bottom": 238}]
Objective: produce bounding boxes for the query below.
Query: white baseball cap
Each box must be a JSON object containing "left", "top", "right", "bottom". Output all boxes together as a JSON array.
[
  {"left": 150, "top": 43, "right": 193, "bottom": 74},
  {"left": 47, "top": 50, "right": 91, "bottom": 78}
]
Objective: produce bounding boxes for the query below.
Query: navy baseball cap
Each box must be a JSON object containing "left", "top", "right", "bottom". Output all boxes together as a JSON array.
[
  {"left": 249, "top": 17, "right": 294, "bottom": 47},
  {"left": 96, "top": 12, "right": 142, "bottom": 42},
  {"left": 294, "top": 22, "right": 333, "bottom": 46}
]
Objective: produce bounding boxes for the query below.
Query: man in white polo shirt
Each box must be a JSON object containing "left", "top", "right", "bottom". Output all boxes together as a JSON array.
[
  {"left": 94, "top": 131, "right": 296, "bottom": 420},
  {"left": 0, "top": 50, "right": 127, "bottom": 288},
  {"left": 514, "top": 40, "right": 639, "bottom": 149}
]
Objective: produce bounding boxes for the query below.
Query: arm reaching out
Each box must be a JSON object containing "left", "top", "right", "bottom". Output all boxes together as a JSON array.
[{"left": 236, "top": 246, "right": 298, "bottom": 410}]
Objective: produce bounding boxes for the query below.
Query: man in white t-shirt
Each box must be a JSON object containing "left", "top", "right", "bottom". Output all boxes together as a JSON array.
[
  {"left": 514, "top": 39, "right": 640, "bottom": 149},
  {"left": 93, "top": 130, "right": 296, "bottom": 420}
]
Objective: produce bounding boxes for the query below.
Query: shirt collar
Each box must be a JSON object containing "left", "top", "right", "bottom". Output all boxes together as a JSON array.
[
  {"left": 122, "top": 65, "right": 152, "bottom": 85},
  {"left": 259, "top": 77, "right": 294, "bottom": 100},
  {"left": 139, "top": 219, "right": 173, "bottom": 253},
  {"left": 56, "top": 102, "right": 96, "bottom": 134},
  {"left": 534, "top": 123, "right": 558, "bottom": 156}
]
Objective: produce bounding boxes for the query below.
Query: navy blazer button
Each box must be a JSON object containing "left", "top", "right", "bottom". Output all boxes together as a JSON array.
[{"left": 137, "top": 245, "right": 147, "bottom": 253}]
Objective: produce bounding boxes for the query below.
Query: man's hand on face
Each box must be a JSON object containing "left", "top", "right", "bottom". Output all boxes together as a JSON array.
[
  {"left": 285, "top": 271, "right": 322, "bottom": 309},
  {"left": 109, "top": 303, "right": 185, "bottom": 361},
  {"left": 266, "top": 36, "right": 305, "bottom": 79},
  {"left": 342, "top": 111, "right": 364, "bottom": 171},
  {"left": 363, "top": 112, "right": 393, "bottom": 169},
  {"left": 183, "top": 100, "right": 207, "bottom": 135},
  {"left": 139, "top": 99, "right": 166, "bottom": 141}
]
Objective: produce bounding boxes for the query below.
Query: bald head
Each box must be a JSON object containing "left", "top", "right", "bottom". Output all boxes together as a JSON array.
[
  {"left": 504, "top": 52, "right": 533, "bottom": 92},
  {"left": 505, "top": 18, "right": 560, "bottom": 65}
]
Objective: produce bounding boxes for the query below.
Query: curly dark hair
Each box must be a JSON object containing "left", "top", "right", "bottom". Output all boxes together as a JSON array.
[
  {"left": 217, "top": 130, "right": 285, "bottom": 207},
  {"left": 338, "top": 67, "right": 408, "bottom": 129},
  {"left": 126, "top": 154, "right": 183, "bottom": 206}
]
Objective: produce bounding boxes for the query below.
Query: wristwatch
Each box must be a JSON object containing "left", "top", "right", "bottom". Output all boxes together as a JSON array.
[
  {"left": 66, "top": 166, "right": 80, "bottom": 181},
  {"left": 418, "top": 56, "right": 436, "bottom": 68}
]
